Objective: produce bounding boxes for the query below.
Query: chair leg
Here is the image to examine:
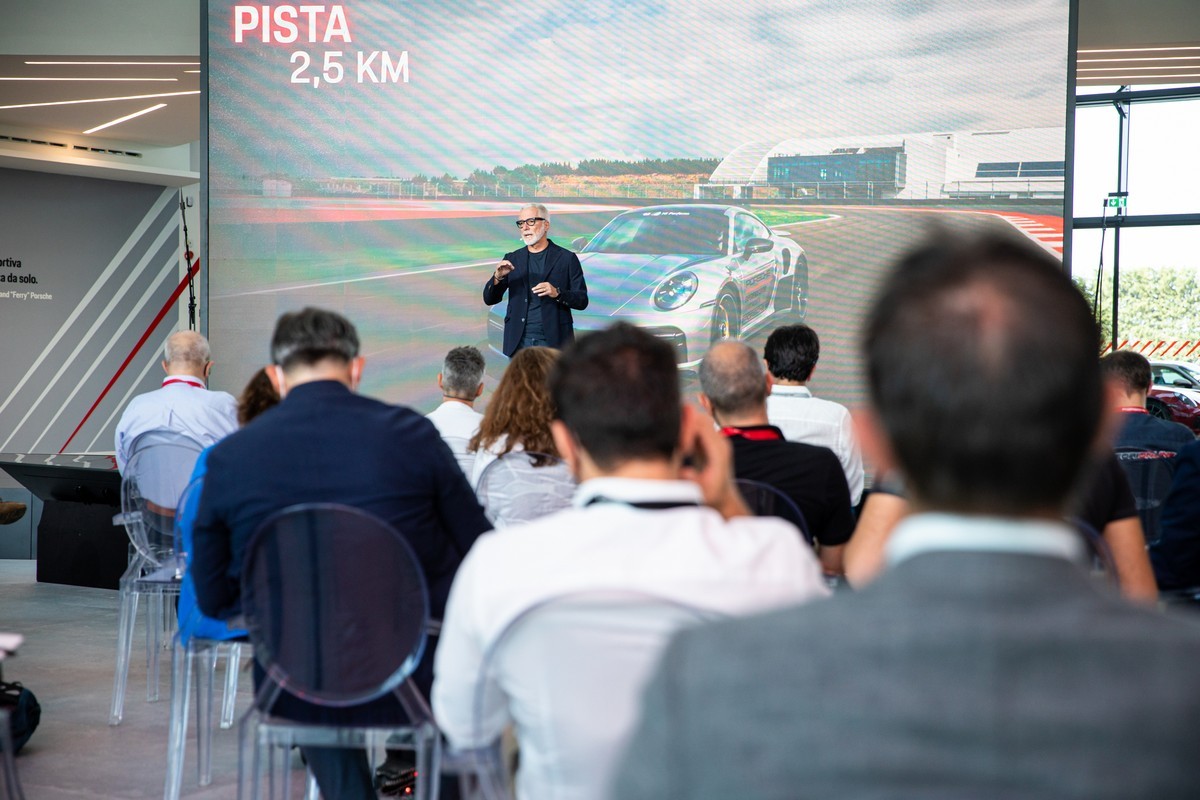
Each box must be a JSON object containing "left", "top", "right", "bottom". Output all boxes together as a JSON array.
[
  {"left": 164, "top": 638, "right": 192, "bottom": 800},
  {"left": 236, "top": 710, "right": 255, "bottom": 800},
  {"left": 197, "top": 644, "right": 218, "bottom": 786},
  {"left": 110, "top": 583, "right": 140, "bottom": 726},
  {"left": 147, "top": 591, "right": 163, "bottom": 702},
  {"left": 415, "top": 724, "right": 442, "bottom": 800},
  {"left": 220, "top": 643, "right": 242, "bottom": 729},
  {"left": 304, "top": 769, "right": 321, "bottom": 800}
]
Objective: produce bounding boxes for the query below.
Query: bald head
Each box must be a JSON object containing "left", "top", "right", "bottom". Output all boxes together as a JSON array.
[
  {"left": 699, "top": 341, "right": 768, "bottom": 421},
  {"left": 163, "top": 331, "right": 212, "bottom": 379}
]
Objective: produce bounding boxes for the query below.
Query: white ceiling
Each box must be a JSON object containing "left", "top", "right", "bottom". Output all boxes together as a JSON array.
[{"left": 0, "top": 0, "right": 1196, "bottom": 150}]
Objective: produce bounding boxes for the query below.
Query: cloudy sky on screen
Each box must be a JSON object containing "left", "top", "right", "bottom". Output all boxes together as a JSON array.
[{"left": 210, "top": 0, "right": 1069, "bottom": 179}]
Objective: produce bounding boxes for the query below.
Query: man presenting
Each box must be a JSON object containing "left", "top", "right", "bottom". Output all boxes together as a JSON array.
[{"left": 484, "top": 203, "right": 588, "bottom": 356}]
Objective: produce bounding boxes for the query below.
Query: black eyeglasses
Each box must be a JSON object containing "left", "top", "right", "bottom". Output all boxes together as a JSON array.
[{"left": 515, "top": 217, "right": 545, "bottom": 228}]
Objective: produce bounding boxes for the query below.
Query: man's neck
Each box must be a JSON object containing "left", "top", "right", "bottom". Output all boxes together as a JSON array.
[
  {"left": 526, "top": 237, "right": 549, "bottom": 254},
  {"left": 441, "top": 396, "right": 475, "bottom": 409},
  {"left": 165, "top": 367, "right": 205, "bottom": 383},
  {"left": 1114, "top": 391, "right": 1147, "bottom": 410},
  {"left": 578, "top": 457, "right": 677, "bottom": 484},
  {"left": 772, "top": 378, "right": 807, "bottom": 387},
  {"left": 715, "top": 409, "right": 771, "bottom": 428}
]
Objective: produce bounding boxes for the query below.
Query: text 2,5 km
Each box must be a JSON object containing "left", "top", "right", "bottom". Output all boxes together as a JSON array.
[{"left": 290, "top": 50, "right": 409, "bottom": 86}]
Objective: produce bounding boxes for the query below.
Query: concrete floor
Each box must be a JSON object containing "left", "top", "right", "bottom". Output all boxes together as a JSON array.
[{"left": 0, "top": 559, "right": 261, "bottom": 799}]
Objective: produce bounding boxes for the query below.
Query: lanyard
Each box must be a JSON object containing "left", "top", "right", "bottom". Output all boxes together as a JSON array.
[
  {"left": 585, "top": 497, "right": 700, "bottom": 511},
  {"left": 720, "top": 426, "right": 784, "bottom": 441},
  {"left": 1118, "top": 406, "right": 1149, "bottom": 415},
  {"left": 162, "top": 378, "right": 201, "bottom": 388}
]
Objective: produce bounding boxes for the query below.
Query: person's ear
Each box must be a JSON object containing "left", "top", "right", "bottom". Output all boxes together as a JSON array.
[
  {"left": 267, "top": 365, "right": 287, "bottom": 398},
  {"left": 437, "top": 373, "right": 445, "bottom": 392},
  {"left": 852, "top": 407, "right": 896, "bottom": 476},
  {"left": 350, "top": 356, "right": 366, "bottom": 391},
  {"left": 764, "top": 371, "right": 774, "bottom": 395},
  {"left": 551, "top": 420, "right": 580, "bottom": 478},
  {"left": 204, "top": 361, "right": 213, "bottom": 381},
  {"left": 475, "top": 382, "right": 484, "bottom": 399},
  {"left": 161, "top": 360, "right": 169, "bottom": 375}
]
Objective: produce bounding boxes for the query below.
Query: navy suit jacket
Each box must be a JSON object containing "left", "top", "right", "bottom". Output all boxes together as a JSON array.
[
  {"left": 1154, "top": 439, "right": 1200, "bottom": 589},
  {"left": 483, "top": 238, "right": 588, "bottom": 356},
  {"left": 192, "top": 380, "right": 491, "bottom": 722}
]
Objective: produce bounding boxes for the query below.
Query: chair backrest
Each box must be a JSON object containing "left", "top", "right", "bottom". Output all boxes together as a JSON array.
[
  {"left": 173, "top": 474, "right": 206, "bottom": 561},
  {"left": 475, "top": 452, "right": 576, "bottom": 529},
  {"left": 240, "top": 503, "right": 429, "bottom": 712},
  {"left": 735, "top": 478, "right": 812, "bottom": 544},
  {"left": 119, "top": 429, "right": 205, "bottom": 567},
  {"left": 442, "top": 435, "right": 477, "bottom": 479},
  {"left": 1113, "top": 447, "right": 1179, "bottom": 546},
  {"left": 473, "top": 590, "right": 726, "bottom": 800}
]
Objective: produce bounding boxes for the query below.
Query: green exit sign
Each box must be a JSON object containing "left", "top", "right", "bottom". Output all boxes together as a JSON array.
[{"left": 1107, "top": 196, "right": 1127, "bottom": 208}]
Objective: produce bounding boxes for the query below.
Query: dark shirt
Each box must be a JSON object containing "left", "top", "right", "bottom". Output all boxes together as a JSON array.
[
  {"left": 1153, "top": 440, "right": 1200, "bottom": 589},
  {"left": 522, "top": 248, "right": 549, "bottom": 344},
  {"left": 1114, "top": 410, "right": 1195, "bottom": 453},
  {"left": 1072, "top": 453, "right": 1138, "bottom": 532},
  {"left": 726, "top": 425, "right": 855, "bottom": 547}
]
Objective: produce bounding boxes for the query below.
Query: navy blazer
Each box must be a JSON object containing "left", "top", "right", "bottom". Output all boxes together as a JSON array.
[
  {"left": 191, "top": 380, "right": 491, "bottom": 723},
  {"left": 1154, "top": 439, "right": 1200, "bottom": 589},
  {"left": 483, "top": 238, "right": 588, "bottom": 356}
]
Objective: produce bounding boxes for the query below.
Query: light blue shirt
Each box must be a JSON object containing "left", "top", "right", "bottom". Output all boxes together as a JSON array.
[
  {"left": 886, "top": 513, "right": 1085, "bottom": 567},
  {"left": 114, "top": 375, "right": 238, "bottom": 472}
]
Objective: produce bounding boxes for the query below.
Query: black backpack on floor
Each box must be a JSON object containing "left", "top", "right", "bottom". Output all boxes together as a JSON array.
[{"left": 0, "top": 681, "right": 40, "bottom": 754}]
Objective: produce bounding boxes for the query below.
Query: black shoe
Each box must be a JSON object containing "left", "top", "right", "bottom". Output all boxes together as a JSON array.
[{"left": 374, "top": 763, "right": 418, "bottom": 797}]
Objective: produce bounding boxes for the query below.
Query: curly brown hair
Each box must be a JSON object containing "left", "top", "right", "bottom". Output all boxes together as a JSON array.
[
  {"left": 237, "top": 367, "right": 280, "bottom": 426},
  {"left": 470, "top": 346, "right": 559, "bottom": 457}
]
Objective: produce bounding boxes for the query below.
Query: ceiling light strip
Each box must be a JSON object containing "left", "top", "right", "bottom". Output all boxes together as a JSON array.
[
  {"left": 24, "top": 60, "right": 201, "bottom": 66},
  {"left": 83, "top": 103, "right": 168, "bottom": 135},
  {"left": 1079, "top": 65, "right": 1200, "bottom": 71},
  {"left": 1078, "top": 46, "right": 1200, "bottom": 54},
  {"left": 1080, "top": 56, "right": 1200, "bottom": 63},
  {"left": 0, "top": 77, "right": 178, "bottom": 82},
  {"left": 0, "top": 90, "right": 199, "bottom": 111},
  {"left": 1077, "top": 74, "right": 1200, "bottom": 81}
]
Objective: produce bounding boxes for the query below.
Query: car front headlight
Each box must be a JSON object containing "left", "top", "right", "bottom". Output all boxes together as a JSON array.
[
  {"left": 653, "top": 271, "right": 699, "bottom": 311},
  {"left": 1174, "top": 392, "right": 1199, "bottom": 408}
]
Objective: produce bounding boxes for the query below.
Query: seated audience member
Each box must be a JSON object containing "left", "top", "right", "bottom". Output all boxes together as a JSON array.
[
  {"left": 176, "top": 367, "right": 282, "bottom": 646},
  {"left": 1100, "top": 349, "right": 1195, "bottom": 451},
  {"left": 468, "top": 345, "right": 559, "bottom": 486},
  {"left": 192, "top": 307, "right": 490, "bottom": 800},
  {"left": 433, "top": 323, "right": 828, "bottom": 800},
  {"left": 426, "top": 346, "right": 486, "bottom": 476},
  {"left": 698, "top": 341, "right": 854, "bottom": 574},
  {"left": 844, "top": 457, "right": 1159, "bottom": 603},
  {"left": 114, "top": 330, "right": 238, "bottom": 472},
  {"left": 1152, "top": 439, "right": 1200, "bottom": 591},
  {"left": 764, "top": 324, "right": 864, "bottom": 504},
  {"left": 236, "top": 366, "right": 280, "bottom": 425},
  {"left": 616, "top": 230, "right": 1200, "bottom": 799}
]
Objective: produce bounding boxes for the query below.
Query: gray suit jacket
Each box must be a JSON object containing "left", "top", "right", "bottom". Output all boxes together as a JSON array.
[{"left": 615, "top": 550, "right": 1200, "bottom": 799}]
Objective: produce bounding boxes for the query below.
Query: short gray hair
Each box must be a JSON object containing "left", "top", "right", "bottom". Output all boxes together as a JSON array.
[
  {"left": 164, "top": 331, "right": 211, "bottom": 368},
  {"left": 699, "top": 341, "right": 766, "bottom": 417},
  {"left": 520, "top": 203, "right": 549, "bottom": 220},
  {"left": 442, "top": 346, "right": 486, "bottom": 397}
]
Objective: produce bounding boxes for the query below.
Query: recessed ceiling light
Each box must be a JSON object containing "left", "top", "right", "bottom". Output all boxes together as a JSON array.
[
  {"left": 184, "top": 70, "right": 201, "bottom": 74},
  {"left": 0, "top": 77, "right": 178, "bottom": 82},
  {"left": 0, "top": 90, "right": 199, "bottom": 111},
  {"left": 24, "top": 60, "right": 201, "bottom": 66},
  {"left": 83, "top": 103, "right": 168, "bottom": 135}
]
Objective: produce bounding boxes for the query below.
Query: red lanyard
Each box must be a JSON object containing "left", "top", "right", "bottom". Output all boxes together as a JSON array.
[
  {"left": 162, "top": 378, "right": 201, "bottom": 388},
  {"left": 1118, "top": 406, "right": 1149, "bottom": 414},
  {"left": 721, "top": 426, "right": 783, "bottom": 441}
]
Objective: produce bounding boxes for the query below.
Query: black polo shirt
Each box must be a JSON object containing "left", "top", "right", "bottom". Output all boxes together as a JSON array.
[{"left": 725, "top": 425, "right": 855, "bottom": 547}]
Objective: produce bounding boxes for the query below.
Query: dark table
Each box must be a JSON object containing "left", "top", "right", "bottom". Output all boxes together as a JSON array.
[{"left": 0, "top": 453, "right": 125, "bottom": 590}]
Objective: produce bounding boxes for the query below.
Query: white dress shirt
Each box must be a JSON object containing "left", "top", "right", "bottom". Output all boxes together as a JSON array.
[
  {"left": 886, "top": 513, "right": 1085, "bottom": 566},
  {"left": 426, "top": 400, "right": 483, "bottom": 477},
  {"left": 433, "top": 476, "right": 829, "bottom": 800},
  {"left": 114, "top": 375, "right": 238, "bottom": 473},
  {"left": 766, "top": 384, "right": 864, "bottom": 504}
]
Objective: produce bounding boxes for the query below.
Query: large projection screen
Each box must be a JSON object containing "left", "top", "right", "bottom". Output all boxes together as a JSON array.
[{"left": 206, "top": 1, "right": 1071, "bottom": 412}]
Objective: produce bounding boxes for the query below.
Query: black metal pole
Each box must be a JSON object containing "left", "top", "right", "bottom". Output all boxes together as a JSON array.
[{"left": 179, "top": 192, "right": 197, "bottom": 331}]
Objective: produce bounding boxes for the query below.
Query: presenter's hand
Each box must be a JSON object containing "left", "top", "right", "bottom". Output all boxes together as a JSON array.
[
  {"left": 532, "top": 282, "right": 559, "bottom": 299},
  {"left": 679, "top": 404, "right": 750, "bottom": 520},
  {"left": 493, "top": 260, "right": 514, "bottom": 283}
]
